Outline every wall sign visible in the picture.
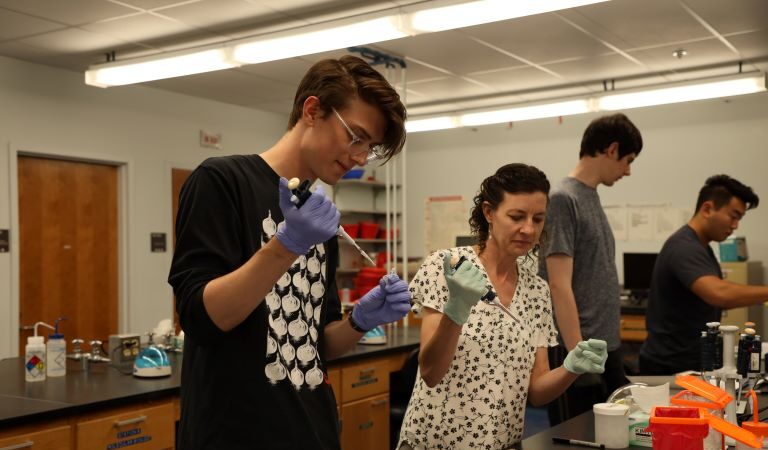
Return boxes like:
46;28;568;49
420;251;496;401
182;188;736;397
151;233;166;252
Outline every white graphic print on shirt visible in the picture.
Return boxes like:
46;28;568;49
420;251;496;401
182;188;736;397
262;210;327;389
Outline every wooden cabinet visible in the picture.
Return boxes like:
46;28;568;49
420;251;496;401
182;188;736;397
0;424;72;450
620;314;647;342
341;394;389;450
331;352;409;450
341;358;389;403
76;402;174;450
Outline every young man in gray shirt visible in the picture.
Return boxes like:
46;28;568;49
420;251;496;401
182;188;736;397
540;113;643;424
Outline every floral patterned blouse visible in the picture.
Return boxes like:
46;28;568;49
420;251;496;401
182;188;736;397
398;246;558;450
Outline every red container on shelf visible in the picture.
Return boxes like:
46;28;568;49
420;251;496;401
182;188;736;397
358;222;380;239
341;223;359;239
354;267;387;299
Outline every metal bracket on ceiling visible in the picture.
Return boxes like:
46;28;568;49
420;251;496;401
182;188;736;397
105;51;116;63
348;46;406;69
602;79;616;91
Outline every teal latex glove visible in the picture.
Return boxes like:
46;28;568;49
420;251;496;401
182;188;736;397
442;254;488;325
564;339;608;374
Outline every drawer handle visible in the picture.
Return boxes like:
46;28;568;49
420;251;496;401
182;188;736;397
371;399;388;407
114;415;148;427
0;442;34;450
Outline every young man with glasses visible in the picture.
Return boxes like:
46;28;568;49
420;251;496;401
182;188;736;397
169;55;410;450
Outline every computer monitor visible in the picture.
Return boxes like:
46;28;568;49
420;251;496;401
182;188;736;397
623;252;658;296
455;235;476;246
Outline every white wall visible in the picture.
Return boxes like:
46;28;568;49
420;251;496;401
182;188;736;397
0;55;286;358
405;93;768;283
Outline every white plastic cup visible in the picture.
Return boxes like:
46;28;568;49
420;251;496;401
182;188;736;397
594;403;630;448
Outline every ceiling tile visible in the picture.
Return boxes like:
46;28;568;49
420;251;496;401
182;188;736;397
237;58;313;87
469;65;564;91
0;0;138;26
116;0;200;10
542;53;647;84
0;8;67;41
81;12;196;44
726;29;768;59
683;0;768;35
459;12;612;64
156;0;275;30
628;38;740;72
399;77;495;103
0;40;97;71
375;31;519;76
559;0;712;50
18;27;131;54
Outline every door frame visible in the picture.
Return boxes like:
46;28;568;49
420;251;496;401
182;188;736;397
7;144;131;357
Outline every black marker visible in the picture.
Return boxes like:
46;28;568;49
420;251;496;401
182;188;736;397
552;437;605;449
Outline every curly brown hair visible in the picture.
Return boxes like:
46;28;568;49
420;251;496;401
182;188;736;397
469;163;550;255
287;55;406;161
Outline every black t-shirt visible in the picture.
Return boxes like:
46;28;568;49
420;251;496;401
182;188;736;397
168;154;343;450
640;225;722;371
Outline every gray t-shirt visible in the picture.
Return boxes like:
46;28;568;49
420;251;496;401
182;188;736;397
539;177;620;350
640;225;722;370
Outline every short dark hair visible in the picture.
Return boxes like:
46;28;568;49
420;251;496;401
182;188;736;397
287;55;406;161
695;174;759;212
469;163;550;253
580;113;643;159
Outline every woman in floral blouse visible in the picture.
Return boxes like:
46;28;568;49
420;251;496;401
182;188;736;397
398;163;608;450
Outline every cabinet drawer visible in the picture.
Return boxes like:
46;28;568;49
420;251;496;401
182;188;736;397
0;425;71;450
341;358;389;403
341;394;389;450
76;403;174;450
620;315;647;342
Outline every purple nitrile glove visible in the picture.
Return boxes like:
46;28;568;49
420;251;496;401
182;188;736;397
351;274;412;331
275;177;340;255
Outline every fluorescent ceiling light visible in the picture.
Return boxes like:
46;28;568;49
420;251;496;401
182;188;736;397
406;116;458;133
460;100;593;126
407;0;609;33
86;0;612;86
85;49;236;88
233;16;407;64
598;74;766;110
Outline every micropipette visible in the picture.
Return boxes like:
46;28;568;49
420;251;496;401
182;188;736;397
452;255;521;324
288;178;377;266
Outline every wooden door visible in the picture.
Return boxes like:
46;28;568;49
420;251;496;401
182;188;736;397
18;156;118;356
171;168;192;332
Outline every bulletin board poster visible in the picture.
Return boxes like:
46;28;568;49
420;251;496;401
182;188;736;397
425;196;469;254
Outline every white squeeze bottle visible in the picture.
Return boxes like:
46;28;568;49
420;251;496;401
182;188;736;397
46;318;66;377
25;336;46;382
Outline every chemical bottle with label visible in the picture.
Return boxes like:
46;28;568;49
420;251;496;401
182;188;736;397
46;318;67;377
25;336;46;382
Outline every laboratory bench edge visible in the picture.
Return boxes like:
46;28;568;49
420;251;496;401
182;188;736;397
0;326;421;450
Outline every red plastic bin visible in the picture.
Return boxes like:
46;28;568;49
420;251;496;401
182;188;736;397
358;222;380;239
354;267;387;299
647;406;709;450
341;223;359;239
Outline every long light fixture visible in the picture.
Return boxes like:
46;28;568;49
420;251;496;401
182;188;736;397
407;0;607;33
232;15;406;65
85;0;610;87
597;75;767;110
407;73;767;133
85;48;236;88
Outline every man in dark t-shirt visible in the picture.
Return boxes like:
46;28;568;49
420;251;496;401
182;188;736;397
641;174;767;375
169;56;411;450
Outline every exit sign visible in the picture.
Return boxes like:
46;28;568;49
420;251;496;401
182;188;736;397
200;130;222;150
